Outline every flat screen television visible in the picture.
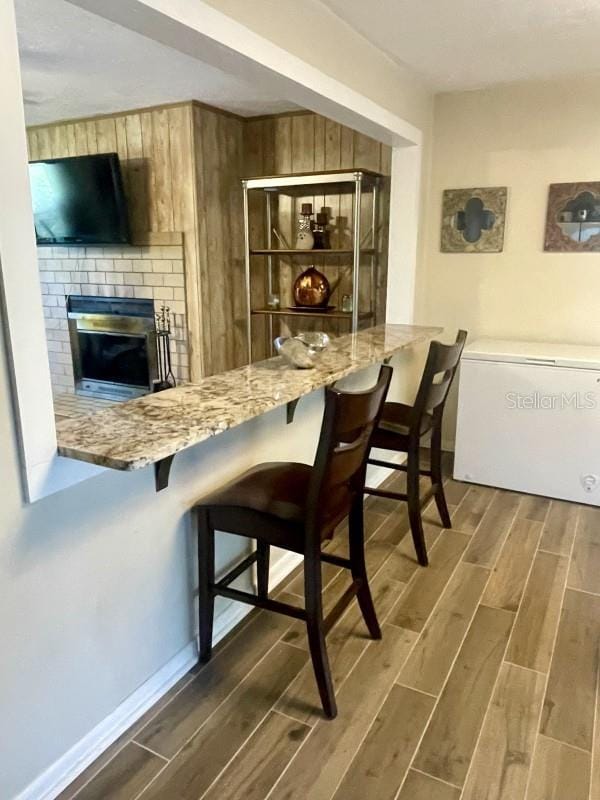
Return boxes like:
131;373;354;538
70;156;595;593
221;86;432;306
29;153;130;246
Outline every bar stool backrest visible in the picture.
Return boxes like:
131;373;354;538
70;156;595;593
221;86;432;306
411;330;468;431
307;365;392;539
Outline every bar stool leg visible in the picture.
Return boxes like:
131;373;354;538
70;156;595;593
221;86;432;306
430;422;452;529
197;509;215;663
407;441;429;567
304;550;337;719
349;497;381;639
256;541;270;598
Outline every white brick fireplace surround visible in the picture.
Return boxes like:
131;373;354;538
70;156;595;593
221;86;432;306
38;232;190;396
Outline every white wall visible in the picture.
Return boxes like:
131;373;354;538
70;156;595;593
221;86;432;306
417;76;600;444
202;0;432;132
0;5;433;799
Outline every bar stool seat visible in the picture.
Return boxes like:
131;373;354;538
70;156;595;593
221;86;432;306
372;402;433;446
202;461;309;520
193;365;392;719
198;461;352;553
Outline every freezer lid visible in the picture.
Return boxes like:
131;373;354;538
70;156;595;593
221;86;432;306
462;338;600;369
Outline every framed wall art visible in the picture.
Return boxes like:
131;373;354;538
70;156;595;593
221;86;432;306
441;186;507;253
544;181;600;252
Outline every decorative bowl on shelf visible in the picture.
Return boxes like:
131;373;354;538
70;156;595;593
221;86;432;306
295;332;331;352
274;332;331;369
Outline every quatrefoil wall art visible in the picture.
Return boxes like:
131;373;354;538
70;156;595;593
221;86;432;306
441;186;507;253
544;181;600;252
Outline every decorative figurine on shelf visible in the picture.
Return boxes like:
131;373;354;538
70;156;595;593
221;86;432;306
293;266;331;308
295;202;315;250
313;211;331;249
153;305;176;392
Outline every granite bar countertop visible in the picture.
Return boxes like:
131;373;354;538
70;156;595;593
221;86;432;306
56;324;442;471
53;391;119;422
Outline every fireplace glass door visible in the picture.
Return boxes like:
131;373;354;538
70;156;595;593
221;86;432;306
77;331;150;389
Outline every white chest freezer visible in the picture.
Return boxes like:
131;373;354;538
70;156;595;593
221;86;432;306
454;338;600;505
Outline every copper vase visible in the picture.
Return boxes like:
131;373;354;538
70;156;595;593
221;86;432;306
293;266;331;307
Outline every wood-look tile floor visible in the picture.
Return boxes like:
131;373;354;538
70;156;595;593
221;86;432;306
58;470;600;800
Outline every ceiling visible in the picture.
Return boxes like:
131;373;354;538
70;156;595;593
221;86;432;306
321;0;600;91
15;0;298;126
17;0;600;126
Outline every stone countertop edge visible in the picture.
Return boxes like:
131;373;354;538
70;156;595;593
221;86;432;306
55;324;443;472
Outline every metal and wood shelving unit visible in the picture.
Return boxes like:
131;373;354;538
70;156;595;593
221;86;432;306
242;169;383;362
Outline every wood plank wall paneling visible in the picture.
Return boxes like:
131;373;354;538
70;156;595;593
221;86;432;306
193;104;245;375
243;111;391;360
26;101;247;380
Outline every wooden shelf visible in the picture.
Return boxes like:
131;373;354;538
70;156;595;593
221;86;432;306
250;248;375;256
251;307;374;321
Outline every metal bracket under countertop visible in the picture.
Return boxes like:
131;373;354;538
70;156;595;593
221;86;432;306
286;386;332;425
154;454;175;491
286;398;300;424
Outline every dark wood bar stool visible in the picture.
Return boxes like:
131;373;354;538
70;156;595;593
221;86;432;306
365;330;467;567
193;365;392;719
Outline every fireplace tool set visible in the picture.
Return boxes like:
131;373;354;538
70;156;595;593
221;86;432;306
153;305;176;392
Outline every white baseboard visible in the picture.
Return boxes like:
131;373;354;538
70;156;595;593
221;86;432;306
366;450;406;487
15;641;198;800
15;466;389;800
270;550;304;589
